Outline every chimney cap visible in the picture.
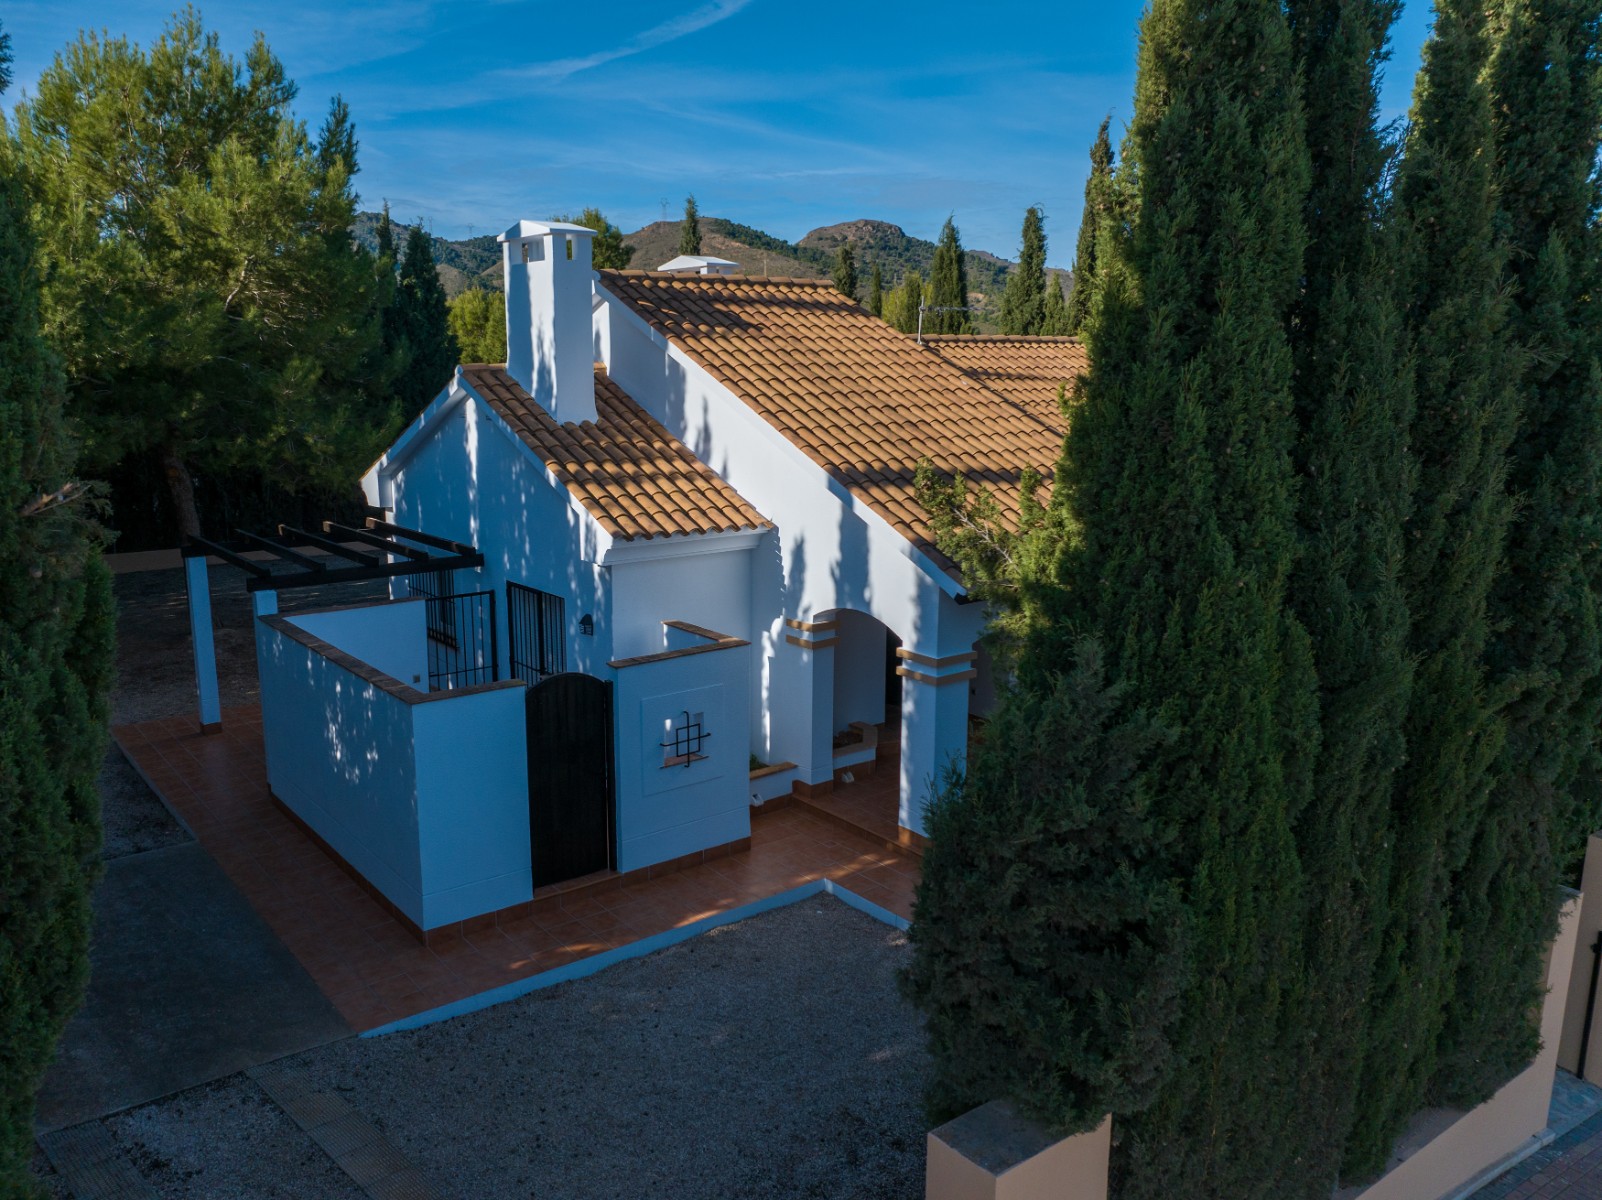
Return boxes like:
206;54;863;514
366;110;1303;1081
498;219;597;243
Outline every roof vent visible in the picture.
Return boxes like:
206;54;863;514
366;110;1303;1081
656;254;739;275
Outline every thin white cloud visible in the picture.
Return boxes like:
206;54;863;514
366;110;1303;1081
497;0;755;83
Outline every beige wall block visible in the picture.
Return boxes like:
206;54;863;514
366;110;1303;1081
1558;835;1602;1078
926;1102;1109;1200
1347;891;1580;1200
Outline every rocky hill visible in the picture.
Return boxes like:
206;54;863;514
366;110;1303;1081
353;211;1034;329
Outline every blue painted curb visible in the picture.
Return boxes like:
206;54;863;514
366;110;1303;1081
363;878;908;1037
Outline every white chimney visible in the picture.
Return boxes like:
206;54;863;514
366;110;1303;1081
498;219;598;424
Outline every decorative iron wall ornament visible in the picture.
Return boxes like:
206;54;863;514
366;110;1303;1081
661;709;711;767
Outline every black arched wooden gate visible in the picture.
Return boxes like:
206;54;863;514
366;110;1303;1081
526;672;616;888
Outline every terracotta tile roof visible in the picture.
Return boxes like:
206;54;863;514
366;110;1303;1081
460;363;770;542
597;272;1063;572
918;335;1087;430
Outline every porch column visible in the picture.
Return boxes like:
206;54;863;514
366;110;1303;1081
182;550;222;733
897;648;977;836
782;616;839;793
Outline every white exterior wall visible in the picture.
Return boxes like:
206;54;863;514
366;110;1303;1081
832;609;890;730
291;600;429;692
386;387;612;680
599;292;987;830
608;545;753;661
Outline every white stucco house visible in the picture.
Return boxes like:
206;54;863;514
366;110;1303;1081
238;217;1080;938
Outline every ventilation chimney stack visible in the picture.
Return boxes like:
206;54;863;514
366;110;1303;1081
499;219;598;424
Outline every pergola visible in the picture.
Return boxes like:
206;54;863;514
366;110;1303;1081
182;516;483;731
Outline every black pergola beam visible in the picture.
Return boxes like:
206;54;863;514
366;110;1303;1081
234;530;327;572
323;522;433;561
277;525;381;567
365;518;475;557
242;551;482;592
183;536;273;578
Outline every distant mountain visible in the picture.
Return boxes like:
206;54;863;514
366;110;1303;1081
353;211;1036;331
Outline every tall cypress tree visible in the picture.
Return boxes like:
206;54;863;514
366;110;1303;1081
927;217;972;334
1282;0;1413;1185
1040;271;1071;336
0;24;114;1188
679;194;702;255
832;242;858;299
1065;119;1114;335
1059;0;1317;1192
394;223;459;414
868;262;884;317
999;207;1047;334
1348;0;1518;1162
1430;0;1602;1108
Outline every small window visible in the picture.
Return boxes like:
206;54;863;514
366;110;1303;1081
661;710;711;768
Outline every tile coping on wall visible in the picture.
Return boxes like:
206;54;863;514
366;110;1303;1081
748;760;799;781
608;619;749;669
258;613;524;707
362;877;908;1038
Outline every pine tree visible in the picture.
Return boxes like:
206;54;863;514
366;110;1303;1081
1064;119;1114;335
0;23;114;1189
1348;0;1519;1162
394;223;460;414
868;262;884;317
1281;0;1413;1184
883;270;923;335
1058;0;1318;1191
1040;272;1071;336
446;287;507;364
679;194;702;255
832;242;858;299
927;217;972;334
16;12;385;539
1428;0;1602;1110
999;207;1047;334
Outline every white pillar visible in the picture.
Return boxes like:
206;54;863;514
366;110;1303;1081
183;552;222;732
780;617;838;792
898;649;976;835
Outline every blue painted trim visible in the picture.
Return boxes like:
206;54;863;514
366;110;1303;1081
361;879;907;1037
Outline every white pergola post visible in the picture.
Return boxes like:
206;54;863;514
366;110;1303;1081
780;616;839;793
183;551;223;733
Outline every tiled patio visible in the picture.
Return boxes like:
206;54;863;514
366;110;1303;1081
114;706;920;1033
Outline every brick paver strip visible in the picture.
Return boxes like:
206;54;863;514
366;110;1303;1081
37;1121;158;1200
249;1062;443;1199
1476;1108;1602;1198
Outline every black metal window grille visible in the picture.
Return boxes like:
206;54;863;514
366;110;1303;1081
414;587;497;691
661;710;710;768
407;570;459;648
508;582;567;681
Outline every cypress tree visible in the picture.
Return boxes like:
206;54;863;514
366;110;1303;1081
1058;0;1318;1191
927;217;972;334
999;207;1047;334
868;262;884;317
0;24;114;1188
1040;272;1071;337
394;223;460;414
832;242;858;299
1282;0;1414;1184
883;270;923;335
376;202;396;263
1349;0;1518;1161
679;194;702;255
1064;118;1114;335
1429;0;1602;1108
903;639;1183;1134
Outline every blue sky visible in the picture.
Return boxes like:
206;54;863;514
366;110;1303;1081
5;1;1434;264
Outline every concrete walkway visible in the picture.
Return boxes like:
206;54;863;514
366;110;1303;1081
1476;1107;1602;1198
35;841;350;1133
